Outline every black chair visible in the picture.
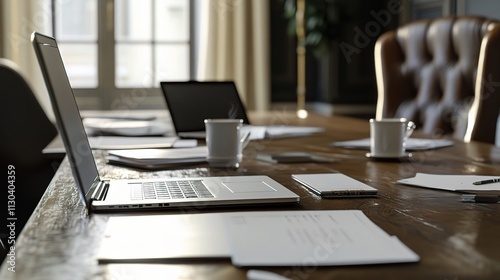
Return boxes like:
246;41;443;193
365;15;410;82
0;59;60;261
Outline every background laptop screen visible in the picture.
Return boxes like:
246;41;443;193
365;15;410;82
160;81;250;133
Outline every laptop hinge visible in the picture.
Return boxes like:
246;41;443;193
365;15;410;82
90;181;109;201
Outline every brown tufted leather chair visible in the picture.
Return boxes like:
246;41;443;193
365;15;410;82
374;16;500;144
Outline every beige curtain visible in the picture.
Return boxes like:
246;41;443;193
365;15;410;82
196;0;270;111
2;0;53;120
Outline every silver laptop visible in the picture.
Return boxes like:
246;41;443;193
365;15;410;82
32;32;299;212
160;81;251;139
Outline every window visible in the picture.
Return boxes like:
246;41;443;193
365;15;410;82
115;0;190;87
51;0;192;109
54;0;98;88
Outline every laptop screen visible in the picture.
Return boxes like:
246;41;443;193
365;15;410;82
160;81;250;133
32;32;100;206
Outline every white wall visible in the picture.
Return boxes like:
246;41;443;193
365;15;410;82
459;0;500;20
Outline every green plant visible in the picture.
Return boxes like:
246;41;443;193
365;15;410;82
283;0;341;56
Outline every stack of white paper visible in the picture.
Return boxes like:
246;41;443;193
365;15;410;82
107;146;208;169
97;210;419;266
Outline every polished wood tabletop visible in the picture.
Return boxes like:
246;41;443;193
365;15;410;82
1;111;499;280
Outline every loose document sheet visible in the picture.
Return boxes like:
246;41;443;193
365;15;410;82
98;213;231;262
331;138;454;151
397;173;500;192
225;210;419;266
97;210;419;266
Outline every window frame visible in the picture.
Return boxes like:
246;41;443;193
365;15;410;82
51;0;195;110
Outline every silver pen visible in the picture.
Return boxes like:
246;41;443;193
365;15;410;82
472;178;500;185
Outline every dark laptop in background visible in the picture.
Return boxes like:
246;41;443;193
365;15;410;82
160;81;250;138
31;32;300;212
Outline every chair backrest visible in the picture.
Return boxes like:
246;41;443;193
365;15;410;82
375;16;500;144
0;58;59;260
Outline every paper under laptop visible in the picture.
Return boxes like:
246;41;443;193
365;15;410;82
32;32;299;212
83;118;171;136
42;135;192;155
97;210;419;266
242;125;325;140
178;125;325;140
89;136;183;149
79;110;158;121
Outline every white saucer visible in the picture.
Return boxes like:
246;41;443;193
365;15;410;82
365;152;412;161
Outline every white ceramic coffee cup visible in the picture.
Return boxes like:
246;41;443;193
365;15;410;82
204;119;247;168
369;118;416;158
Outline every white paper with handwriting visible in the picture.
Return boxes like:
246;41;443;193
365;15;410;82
224;210;419;266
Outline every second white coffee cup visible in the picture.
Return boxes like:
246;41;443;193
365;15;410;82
369;118;416;158
204;119;244;168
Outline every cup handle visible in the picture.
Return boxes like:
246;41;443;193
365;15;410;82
405;121;416;140
240;131;251;150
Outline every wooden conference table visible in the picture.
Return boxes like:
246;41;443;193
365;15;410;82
1;111;499;279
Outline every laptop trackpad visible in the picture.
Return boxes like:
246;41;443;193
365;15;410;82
223;181;276;193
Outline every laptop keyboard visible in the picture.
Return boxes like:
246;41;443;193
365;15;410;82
131;180;214;200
